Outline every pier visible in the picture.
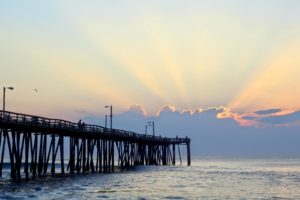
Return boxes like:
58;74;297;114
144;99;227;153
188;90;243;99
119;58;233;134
0;110;191;182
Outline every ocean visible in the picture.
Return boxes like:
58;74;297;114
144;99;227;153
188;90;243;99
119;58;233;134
0;157;300;199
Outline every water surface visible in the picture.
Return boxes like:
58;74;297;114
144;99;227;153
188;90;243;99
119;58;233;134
1;157;300;199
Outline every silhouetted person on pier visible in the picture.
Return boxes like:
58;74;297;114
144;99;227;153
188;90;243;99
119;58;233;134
78;119;82;129
82;121;86;131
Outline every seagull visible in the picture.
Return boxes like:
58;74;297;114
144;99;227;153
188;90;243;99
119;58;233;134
34;89;38;93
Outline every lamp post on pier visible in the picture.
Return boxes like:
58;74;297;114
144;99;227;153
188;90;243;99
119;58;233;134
148;121;155;137
105;105;113;130
145;124;148;135
3;86;14;113
105;115;108;128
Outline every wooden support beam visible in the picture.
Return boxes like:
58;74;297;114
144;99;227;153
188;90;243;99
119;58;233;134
0;130;7;176
107;140;111;172
76;138;81;173
172;144;176;165
51;134;55;176
42;134;47;174
187;142;191;166
86;139;90;172
31;133;38;180
98;139;102;173
7;130;15;180
102;139;106;173
24;132;29;180
38;134;44;177
60;136;64;175
69;137;75;174
178;144;182;165
111;140;115;172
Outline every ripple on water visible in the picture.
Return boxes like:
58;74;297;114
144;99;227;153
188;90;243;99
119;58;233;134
96;195;109;199
0;195;24;200
33;187;42;191
95;189;118;193
137;197;147;200
161;197;187;200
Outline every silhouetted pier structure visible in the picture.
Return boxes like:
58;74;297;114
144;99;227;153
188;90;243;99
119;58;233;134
0;110;191;182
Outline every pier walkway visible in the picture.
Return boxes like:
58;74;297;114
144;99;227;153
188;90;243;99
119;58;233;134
0;110;191;182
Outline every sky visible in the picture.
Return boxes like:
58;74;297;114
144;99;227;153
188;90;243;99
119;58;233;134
1;1;300;156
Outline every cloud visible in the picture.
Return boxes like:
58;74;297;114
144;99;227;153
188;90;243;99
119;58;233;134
126;104;147;116
216;107;259;127
254;108;282;115
81;105;300;156
260;111;300;126
156;105;178;116
215;107;300;128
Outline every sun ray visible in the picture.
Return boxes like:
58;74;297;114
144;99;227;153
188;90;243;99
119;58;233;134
137;11;188;102
229;38;300;112
80;20;170;102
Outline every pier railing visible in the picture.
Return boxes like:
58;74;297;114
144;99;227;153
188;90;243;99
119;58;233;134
0;110;190;144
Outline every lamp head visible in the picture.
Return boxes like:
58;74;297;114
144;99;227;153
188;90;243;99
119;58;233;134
6;87;14;90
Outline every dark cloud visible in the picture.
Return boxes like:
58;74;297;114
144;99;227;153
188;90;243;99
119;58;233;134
242;116;257;120
82;106;300;156
261;111;300;125
254;108;282;115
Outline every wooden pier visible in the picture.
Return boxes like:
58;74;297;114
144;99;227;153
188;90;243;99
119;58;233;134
0;110;191;182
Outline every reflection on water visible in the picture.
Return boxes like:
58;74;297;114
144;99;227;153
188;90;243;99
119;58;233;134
1;158;300;199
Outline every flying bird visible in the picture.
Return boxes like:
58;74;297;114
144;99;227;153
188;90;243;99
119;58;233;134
34;89;38;93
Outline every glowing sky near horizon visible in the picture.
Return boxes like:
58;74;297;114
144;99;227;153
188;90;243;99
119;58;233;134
1;0;300;119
